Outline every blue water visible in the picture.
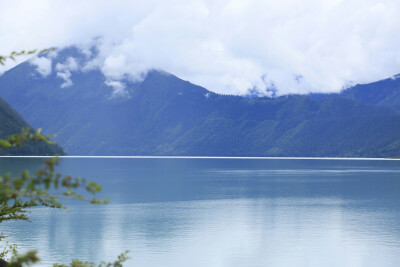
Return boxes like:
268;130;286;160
1;158;400;266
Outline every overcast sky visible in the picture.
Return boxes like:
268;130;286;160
1;0;400;95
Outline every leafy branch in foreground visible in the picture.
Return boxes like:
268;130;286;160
0;130;128;265
0;48;55;65
7;250;40;267
52;250;130;267
0;233;17;261
5;250;130;267
0;128;54;151
0;156;109;223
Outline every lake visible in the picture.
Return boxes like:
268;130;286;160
1;157;400;266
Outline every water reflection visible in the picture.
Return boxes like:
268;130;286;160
1;158;400;266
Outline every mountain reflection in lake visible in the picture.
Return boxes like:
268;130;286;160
1;158;400;267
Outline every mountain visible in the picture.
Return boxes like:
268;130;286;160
0;47;399;157
0;97;64;155
311;75;400;110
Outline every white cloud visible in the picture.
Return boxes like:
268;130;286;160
29;56;52;77
56;57;78;72
55;57;79;88
105;80;129;98
2;0;400;95
57;70;72;88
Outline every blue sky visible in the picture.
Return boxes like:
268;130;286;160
1;0;400;95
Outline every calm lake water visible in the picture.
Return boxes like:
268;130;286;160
1;157;400;266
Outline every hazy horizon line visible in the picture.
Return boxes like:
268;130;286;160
1;156;399;161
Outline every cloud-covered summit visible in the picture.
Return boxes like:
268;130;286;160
2;0;400;96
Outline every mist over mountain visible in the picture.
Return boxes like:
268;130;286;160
311;75;400;111
0;47;400;157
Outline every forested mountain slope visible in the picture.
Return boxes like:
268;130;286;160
0;47;399;157
0;97;64;155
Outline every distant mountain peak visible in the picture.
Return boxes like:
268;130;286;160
391;73;400;80
1;46;400;157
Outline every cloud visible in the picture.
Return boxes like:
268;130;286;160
55;57;79;88
56;57;78;72
105;80;129;98
2;0;400;95
56;70;73;88
29;56;52;77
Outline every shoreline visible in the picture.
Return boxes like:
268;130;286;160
1;156;400;160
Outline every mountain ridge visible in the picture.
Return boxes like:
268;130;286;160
0;47;399;157
0;97;65;156
310;75;400;110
